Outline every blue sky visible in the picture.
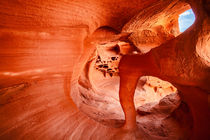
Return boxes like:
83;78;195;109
178;9;195;32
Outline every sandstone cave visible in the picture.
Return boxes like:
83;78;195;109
0;0;209;140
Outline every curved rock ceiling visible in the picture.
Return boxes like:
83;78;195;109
0;0;209;140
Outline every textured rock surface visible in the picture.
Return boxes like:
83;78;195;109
0;0;209;140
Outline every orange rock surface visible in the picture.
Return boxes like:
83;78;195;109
0;0;209;140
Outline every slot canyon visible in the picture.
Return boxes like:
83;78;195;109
0;0;209;140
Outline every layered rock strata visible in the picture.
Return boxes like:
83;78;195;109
0;0;209;140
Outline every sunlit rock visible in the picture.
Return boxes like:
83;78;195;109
0;0;209;140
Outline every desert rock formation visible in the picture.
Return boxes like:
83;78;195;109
0;0;209;140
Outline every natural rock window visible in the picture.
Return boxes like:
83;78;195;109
71;26;181;134
0;0;209;140
178;9;195;32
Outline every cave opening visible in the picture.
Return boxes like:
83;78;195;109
178;9;195;32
